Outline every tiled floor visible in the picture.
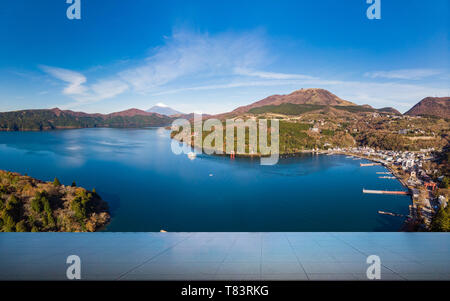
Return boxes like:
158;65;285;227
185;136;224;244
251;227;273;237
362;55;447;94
0;232;448;280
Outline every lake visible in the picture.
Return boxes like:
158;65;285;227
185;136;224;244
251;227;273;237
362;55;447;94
0;128;411;231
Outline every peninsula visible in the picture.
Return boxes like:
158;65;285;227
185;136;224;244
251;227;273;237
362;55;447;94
0;170;110;232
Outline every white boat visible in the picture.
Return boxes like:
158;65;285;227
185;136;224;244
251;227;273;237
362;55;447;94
187;152;196;160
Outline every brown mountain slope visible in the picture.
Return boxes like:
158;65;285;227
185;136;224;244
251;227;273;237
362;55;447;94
107;108;165;118
378;107;402;115
231;88;355;115
405;97;450;119
48;107;165;118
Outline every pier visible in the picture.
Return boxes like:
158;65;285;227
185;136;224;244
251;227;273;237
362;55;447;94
378;211;410;218
360;163;381;167
363;188;410;195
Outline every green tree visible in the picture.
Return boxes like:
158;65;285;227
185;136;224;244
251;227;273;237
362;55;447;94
53;177;61;186
46;213;55;228
71;198;86;220
31;197;42;213
441;176;449;189
15;220;28;232
1;211;15;231
42;197;51;214
430;206;450;232
5;195;20;220
6;195;18;211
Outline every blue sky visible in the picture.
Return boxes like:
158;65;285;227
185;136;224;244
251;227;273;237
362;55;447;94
0;0;448;114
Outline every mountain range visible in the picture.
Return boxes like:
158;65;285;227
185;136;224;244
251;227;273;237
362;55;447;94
0;88;448;131
214;88;402;119
0;108;172;131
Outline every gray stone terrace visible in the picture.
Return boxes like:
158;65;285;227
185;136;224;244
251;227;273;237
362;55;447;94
0;232;449;280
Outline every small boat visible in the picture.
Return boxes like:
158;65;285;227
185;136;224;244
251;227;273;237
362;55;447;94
160;229;167;233
187;152;196;160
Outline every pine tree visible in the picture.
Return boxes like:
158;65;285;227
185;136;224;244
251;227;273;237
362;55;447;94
53;177;61;186
430;206;450;232
15;220;28;232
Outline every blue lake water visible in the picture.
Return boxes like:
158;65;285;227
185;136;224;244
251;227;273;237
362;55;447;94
0;128;411;231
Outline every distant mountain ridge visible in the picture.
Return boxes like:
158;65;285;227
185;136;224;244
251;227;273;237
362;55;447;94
1;89;447;131
378;107;402;115
147;104;184;116
405;97;450;119
0;108;173;131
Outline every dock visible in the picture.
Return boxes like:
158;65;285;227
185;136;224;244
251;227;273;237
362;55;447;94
376;172;392;175
378;211;410;218
360;163;381;167
363;188;410;195
378;176;396;179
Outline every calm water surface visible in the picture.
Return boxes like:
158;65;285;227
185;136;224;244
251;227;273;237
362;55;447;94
0;128;411;231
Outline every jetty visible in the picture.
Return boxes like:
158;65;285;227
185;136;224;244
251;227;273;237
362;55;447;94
378;211;409;218
378;176;396;179
360;163;381;167
376;172;392;175
363;188;410;195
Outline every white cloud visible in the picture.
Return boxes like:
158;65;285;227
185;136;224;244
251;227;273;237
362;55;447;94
42;29;268;108
155;102;168;107
41;65;129;108
119;29;267;92
77;79;129;103
151;77;448;113
364;68;443;80
38;29;448;113
234;67;316;80
40;65;87;95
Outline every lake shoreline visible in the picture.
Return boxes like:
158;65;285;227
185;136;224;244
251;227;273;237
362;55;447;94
0;128;414;232
181;142;416;231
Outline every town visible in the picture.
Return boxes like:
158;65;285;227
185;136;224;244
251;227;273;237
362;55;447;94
327;146;449;230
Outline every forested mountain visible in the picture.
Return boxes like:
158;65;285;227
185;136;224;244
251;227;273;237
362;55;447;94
0;108;173;131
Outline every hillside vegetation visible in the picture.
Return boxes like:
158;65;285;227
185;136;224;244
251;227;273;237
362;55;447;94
0;170;110;232
0;108;173;131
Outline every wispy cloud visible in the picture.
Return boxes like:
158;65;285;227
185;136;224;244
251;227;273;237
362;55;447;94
234;67;316;80
364;68;443;80
40;65;129;108
40;65;87;95
75;79;129;103
41;29;267;108
39;29;448;113
151;77;448;113
119;29;267;93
